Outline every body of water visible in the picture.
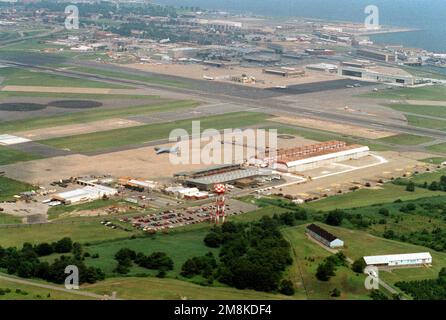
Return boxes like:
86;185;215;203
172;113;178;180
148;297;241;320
156;0;446;53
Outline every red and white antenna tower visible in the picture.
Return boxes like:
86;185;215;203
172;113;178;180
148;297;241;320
212;184;226;224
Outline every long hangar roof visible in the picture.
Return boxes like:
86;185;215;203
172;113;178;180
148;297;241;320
363;252;432;265
306;224;338;242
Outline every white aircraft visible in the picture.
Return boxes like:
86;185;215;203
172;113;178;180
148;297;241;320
154;146;179;155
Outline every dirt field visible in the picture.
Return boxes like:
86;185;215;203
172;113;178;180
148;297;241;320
124;63;341;89
271;115;397;139
15;118;145;140
0;131;316;186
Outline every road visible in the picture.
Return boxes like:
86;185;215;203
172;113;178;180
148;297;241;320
0;273;119;300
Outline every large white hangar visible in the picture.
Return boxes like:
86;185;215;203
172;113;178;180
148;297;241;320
263;140;370;172
363;252;432;268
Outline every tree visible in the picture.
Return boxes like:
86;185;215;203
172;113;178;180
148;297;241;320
352;258;366;273
279;279;295;296
53;237;73;253
330;288;341;297
406;181;415;192
378;208;389;216
34;243;53;256
203;232;221;248
316;260;336;281
325;210;344;226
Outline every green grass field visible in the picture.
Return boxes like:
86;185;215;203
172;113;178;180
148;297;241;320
0;67;130;89
0;176;35;202
0;213;21;225
0;99;199;134
84;229;218;277
427;142;446;154
420;157;446;165
0;146;41;165
0;219;137;248
377;133;434;146
282;225;370;300
385;103;446;119
41;112;270;153
359;85;446;101
82;276;293;300
406;114;446;131
304;184;444;211
71;66;193;89
409;168;446;184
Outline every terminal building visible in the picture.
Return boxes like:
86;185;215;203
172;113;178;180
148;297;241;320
260;141;370;173
363;252;432;268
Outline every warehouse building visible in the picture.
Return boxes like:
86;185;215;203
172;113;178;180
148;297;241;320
266;141;369;172
339;65;415;86
306;224;344;248
52;185;118;205
363;252;432;268
356;48;396;62
184;167;273;191
263;68;305;77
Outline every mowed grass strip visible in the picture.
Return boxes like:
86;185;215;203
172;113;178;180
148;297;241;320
0;99;199;133
0;145;42;165
406;114;446;130
377;133;434;146
359;85;446;101
72;66;193;89
0;220;135;248
304;184;445;211
0;67;130;89
0;176;35;202
83;276;292;300
40;112;270;153
385;103;446;119
427;142;446;154
0;91;158;100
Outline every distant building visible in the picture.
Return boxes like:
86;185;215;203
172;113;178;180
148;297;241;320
356;48;396;62
339;65;415;86
264;141;370;172
306;224;344;248
363;252;432;268
52;185;118;205
305;63;338;73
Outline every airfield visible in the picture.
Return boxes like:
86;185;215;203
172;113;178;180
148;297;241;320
1;53;446;301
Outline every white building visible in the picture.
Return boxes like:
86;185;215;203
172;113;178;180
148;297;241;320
52;185;118;204
339;65;415;86
274;145;370;172
363;252;432;267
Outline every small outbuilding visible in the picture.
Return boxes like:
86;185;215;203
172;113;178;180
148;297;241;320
306;224;344;248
